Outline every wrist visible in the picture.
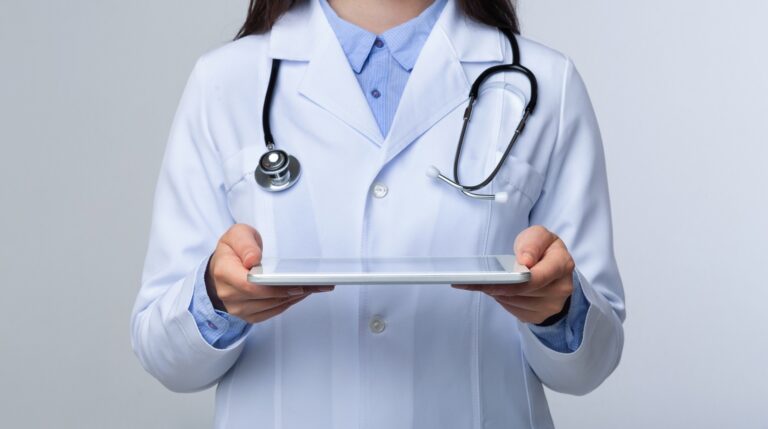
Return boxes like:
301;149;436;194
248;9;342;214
204;254;227;312
534;295;571;327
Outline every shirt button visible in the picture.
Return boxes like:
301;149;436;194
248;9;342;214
372;183;388;198
371;89;381;98
374;38;384;48
369;317;386;334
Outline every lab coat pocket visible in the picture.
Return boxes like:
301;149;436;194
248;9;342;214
485;154;545;253
494;154;545;206
221;145;262;223
221;145;321;258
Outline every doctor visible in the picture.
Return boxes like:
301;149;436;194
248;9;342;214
132;0;625;427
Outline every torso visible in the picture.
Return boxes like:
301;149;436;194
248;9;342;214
196;1;571;426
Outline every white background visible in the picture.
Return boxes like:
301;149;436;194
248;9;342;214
1;1;766;427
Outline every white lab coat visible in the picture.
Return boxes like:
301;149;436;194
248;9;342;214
131;0;625;427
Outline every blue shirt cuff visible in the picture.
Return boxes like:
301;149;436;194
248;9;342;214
527;270;590;353
188;256;249;349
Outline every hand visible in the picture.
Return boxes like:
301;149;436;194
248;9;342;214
452;226;575;324
205;224;334;324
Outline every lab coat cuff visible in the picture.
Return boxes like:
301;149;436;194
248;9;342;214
527;270;590;353
517;268;624;394
176;257;253;357
189;256;250;348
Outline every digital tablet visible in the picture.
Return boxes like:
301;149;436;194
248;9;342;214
247;255;530;286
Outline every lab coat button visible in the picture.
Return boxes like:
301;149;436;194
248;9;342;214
369;317;386;334
372;183;388;198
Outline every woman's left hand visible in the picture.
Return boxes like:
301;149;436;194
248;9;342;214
452;226;575;324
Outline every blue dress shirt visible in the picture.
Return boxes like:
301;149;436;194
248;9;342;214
189;0;590;352
319;0;447;136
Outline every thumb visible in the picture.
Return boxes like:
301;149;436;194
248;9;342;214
222;224;264;268
514;225;556;268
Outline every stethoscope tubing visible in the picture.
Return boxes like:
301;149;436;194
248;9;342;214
451;30;538;193
262;58;281;150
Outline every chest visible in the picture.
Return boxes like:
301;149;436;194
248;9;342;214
210;60;554;259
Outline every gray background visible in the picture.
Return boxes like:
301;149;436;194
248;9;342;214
1;0;766;427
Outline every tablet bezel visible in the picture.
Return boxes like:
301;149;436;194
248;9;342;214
246;255;531;285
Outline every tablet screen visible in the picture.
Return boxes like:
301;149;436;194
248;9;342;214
266;256;505;274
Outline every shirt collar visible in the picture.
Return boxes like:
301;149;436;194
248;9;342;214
319;0;448;73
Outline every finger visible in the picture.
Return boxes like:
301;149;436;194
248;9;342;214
494;295;566;316
301;285;336;293
214;251;337;299
495;240;574;295
496;301;550;324
452;284;474;289
221;224;264;268
243;284;335;293
227;293;309;317
243;294;310;324
514;225;558;268
210;247;254;293
494;295;545;311
454;276;566;297
452;283;526;297
240;283;309;299
211;243;318;298
512;275;573;298
249;284;335;297
527;242;574;291
453;270;567;296
239;281;335;299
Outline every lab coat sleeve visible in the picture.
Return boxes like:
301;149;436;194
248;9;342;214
517;58;626;396
130;57;250;393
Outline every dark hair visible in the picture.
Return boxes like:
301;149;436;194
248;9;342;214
235;0;519;39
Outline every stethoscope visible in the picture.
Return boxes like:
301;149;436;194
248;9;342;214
255;28;538;203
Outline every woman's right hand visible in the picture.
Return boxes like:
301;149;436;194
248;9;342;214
205;224;334;324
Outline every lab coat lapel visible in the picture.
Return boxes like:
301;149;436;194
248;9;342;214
381;0;504;165
296;13;384;145
269;0;504;154
382;26;468;165
270;0;384;146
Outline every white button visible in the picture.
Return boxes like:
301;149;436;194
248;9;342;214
372;183;388;198
369;317;386;334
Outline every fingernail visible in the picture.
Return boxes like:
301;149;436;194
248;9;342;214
287;287;304;296
317;286;335;292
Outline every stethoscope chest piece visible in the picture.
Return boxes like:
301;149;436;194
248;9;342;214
255;149;302;192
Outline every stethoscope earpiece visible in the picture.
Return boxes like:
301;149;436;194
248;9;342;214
427;166;509;203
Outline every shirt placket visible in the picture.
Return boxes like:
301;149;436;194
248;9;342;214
365;38;390;136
